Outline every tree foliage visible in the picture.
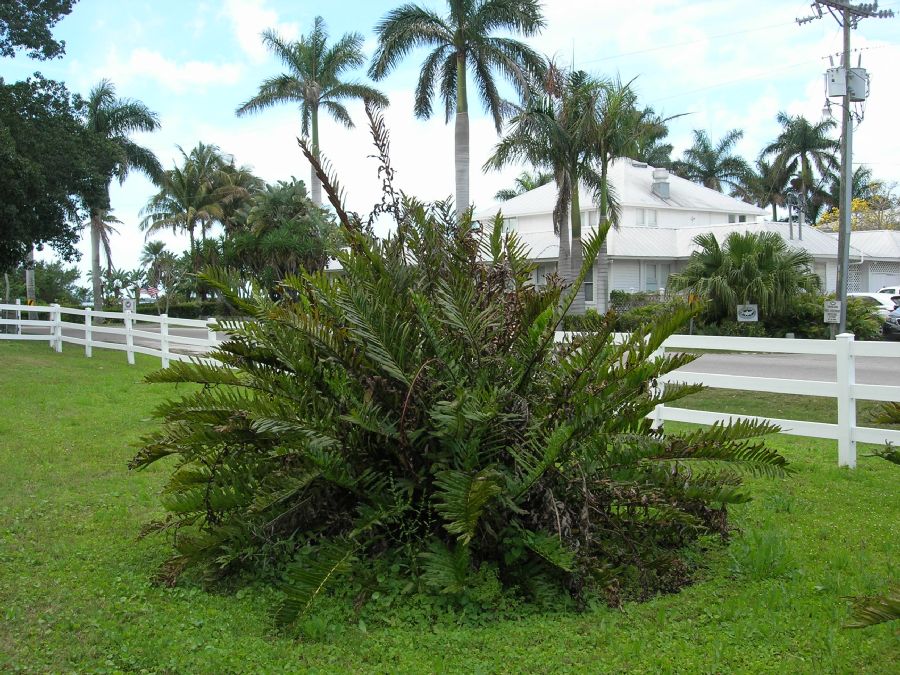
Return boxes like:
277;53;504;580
223;178;337;294
0;75;106;270
673;129;748;193
0;0;76;60
134;194;787;623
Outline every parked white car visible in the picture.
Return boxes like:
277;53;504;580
876;285;900;297
848;292;899;319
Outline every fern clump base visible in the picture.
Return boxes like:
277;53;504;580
133;205;788;624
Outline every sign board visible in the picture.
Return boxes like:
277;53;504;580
824;300;841;324
122;297;136;313
736;304;758;323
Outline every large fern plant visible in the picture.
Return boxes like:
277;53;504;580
133;196;787;623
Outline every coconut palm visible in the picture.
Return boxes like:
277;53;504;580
83;79;161;310
669;230;821;321
762;112;839;219
673;129;748;193
731;158;795;221
236;17;387;207
370;0;546;219
140;144;233;267
494;170;553;201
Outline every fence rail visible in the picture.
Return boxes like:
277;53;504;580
2;302;897;469
0;302;218;368
555;330;900;469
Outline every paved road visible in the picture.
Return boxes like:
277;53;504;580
677;352;895;386
12;325;899;385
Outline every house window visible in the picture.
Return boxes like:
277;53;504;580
584;264;594;302
636;208;657;227
502;217;518;233
644;263;671;292
727;214;747;224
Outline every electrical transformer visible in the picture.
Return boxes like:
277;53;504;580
825;67;868;102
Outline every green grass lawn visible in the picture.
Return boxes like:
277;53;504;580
1;341;897;673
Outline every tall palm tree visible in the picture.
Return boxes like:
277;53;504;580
731;158;795;221
494;170;553;201
763;112;839;219
370;0;545;219
669;230;820;321
236;17;387;207
673;129;748;193
84;79;162;310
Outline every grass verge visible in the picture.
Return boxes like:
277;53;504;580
1;341;897;673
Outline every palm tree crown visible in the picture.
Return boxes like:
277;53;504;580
370;0;546;218
731;157;795;221
84;79;162;310
494;170;553;201
674;129;748;193
762;112;838;216
236;17;388;207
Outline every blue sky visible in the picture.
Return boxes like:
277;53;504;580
6;0;899;277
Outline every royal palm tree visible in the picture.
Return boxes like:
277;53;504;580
670;230;820;321
84;79;162;310
731;158;795;221
236;17;387;207
370;0;545;219
494;170;553;201
673;129;748;193
763;112;839;219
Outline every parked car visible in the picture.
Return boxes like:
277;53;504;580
877;285;900;296
883;306;900;340
848;292;899;319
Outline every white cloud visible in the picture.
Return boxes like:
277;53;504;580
221;0;300;63
96;48;244;93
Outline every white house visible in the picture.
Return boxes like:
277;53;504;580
475;158;870;311
843;230;900;292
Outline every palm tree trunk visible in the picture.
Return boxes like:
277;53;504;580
454;53;470;220
90;210;103;311
772;203;777;221
310;104;322;207
569;179;586;316
3;271;9;304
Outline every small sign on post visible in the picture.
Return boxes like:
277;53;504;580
122;297;136;313
824;300;841;324
736;304;758;322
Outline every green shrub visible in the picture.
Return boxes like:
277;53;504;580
763;294;882;341
133;205;787;624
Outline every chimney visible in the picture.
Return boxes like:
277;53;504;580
651;168;670;200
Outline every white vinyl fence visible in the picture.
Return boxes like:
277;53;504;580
1;302;897;469
0;301;218;368
556;331;900;469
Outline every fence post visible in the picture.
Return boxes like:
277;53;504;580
160;313;170;368
51;303;62;352
206;317;217;352
14;299;22;335
835;332;856;469
84;308;92;357
125;309;135;365
650;342;666;431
